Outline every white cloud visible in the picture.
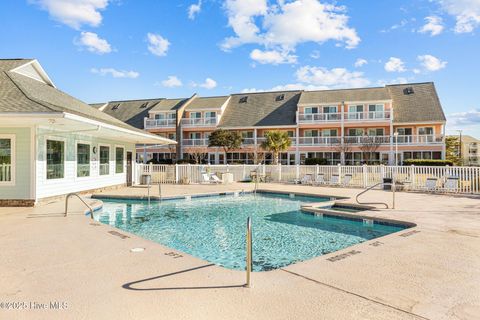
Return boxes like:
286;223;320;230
418;54;447;71
384;57;406;72
188;0;202;20
250;49;297;65
447;108;480;127
76;31;111;54
193;78;217;89
33;0;109;29
222;0;359;64
160;76;183;88
296;66;370;88
90;68;139;79
354;58;368;68
147;33;170;57
419;16;444;36
434;0;480;33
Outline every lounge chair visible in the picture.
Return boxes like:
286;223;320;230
443;176;459;192
424;177;438;192
314;173;326;186
328;174;340;186
342;174;353;187
293;174;313;185
201;173;221;184
211;173;222;184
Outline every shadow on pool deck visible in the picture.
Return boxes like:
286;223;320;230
122;263;245;291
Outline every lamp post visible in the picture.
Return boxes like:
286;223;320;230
393;132;399;166
456;129;463;165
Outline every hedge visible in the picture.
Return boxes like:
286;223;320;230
305;158;328;165
402;159;454;166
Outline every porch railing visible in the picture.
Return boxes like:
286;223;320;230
0;163;11;182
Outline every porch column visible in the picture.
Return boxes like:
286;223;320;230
254;128;258;164
295;127;300;164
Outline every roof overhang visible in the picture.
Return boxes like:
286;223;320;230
0;112;176;145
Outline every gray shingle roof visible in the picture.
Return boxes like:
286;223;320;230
0;60;166;138
298;87;390;105
90;102;106;109
0;59;34;71
387;82;446;123
100;99;163;129
185;96;229;110
219;91;301;127
149;98;188;112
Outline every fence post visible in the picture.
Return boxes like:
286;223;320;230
243;164;246;180
175;163;179;184
262;163;266;176
337;163;342;184
410;165;415;189
296;164;300;180
149;162;153;183
315;164;319;179
362;164;368;188
278;163;282;182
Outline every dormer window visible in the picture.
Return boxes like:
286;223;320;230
239;96;248;103
275;94;285;101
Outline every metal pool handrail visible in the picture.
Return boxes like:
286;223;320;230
355;182;395;209
245;217;252;288
65;193;94;219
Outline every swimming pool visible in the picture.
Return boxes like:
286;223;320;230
95;192;407;271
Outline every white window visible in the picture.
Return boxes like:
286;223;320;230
0;135;14;184
99;146;110;176
189;132;201;139
368;104;385;119
205;111;216;119
322;129;337;137
154;113;165;120
348;105;364;119
348;128;364;136
76;143;90;177
323;106;337;113
115;147;124;174
190;112;202;119
304;130;319;137
304;107;318;114
418;127;433;135
46;139;65;180
396;128;412;136
167;113;176;119
368;128;384;136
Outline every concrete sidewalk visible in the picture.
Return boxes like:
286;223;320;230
1;184;479;320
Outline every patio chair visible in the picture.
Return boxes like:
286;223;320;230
211;173;222;184
424;177;438;192
293;174;313;185
314;173;326;186
443;176;459;193
328;174;340;186
342;174;353;187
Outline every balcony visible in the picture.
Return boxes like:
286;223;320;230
181;117;217;127
242;138;256;145
256;137;297;146
145;118;176;129
344;136;391;145
297;111;391;124
394;135;444;145
298;136;341;146
183;138;209;147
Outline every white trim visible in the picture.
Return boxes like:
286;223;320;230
298;100;392;107
98;144;112;176
44;136;66;182
0;134;16;186
10;59;56;87
114;145;125;175
74;140;92;180
31;126;36;201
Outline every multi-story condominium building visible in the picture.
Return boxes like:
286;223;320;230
449;135;480;166
94;82;446;165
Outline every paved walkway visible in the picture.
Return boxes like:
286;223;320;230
1;183;479;320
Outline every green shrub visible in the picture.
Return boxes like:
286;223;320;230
146;159;173;165
305;158;328;165
402;159;454;166
176;159;196;164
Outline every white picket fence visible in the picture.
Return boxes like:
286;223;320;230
135;163;480;194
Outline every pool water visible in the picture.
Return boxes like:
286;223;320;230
95;193;406;271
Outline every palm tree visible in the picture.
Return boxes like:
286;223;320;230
260;131;292;165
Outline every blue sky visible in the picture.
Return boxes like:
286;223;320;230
0;0;479;137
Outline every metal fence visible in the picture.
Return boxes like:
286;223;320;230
135;163;480;194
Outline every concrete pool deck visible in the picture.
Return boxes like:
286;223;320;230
1;183;479;320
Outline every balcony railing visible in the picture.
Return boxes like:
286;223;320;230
256;137;297;146
394;135;444;145
345;111;391;121
145;118;176;129
298;113;341;123
298;136;341;146
242;138;255;145
183;138;209;146
344;136;391;145
181;117;217;127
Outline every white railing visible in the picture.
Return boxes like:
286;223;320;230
298;113;341;123
0;163;11;182
183;139;209;146
256;137;296;146
242;138;255;145
394;135;444;145
181;117;217;127
345;111;391;121
298;136;341;146
144;118;176;129
344;136;391;145
135;163;480;194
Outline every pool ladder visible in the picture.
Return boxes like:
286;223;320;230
65;193;94;219
355;182;395;209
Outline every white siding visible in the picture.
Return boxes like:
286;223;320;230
35;129;135;199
